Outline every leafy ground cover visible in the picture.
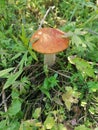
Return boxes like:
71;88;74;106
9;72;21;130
0;0;98;130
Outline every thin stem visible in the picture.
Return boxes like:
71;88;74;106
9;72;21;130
2;89;7;112
38;6;55;29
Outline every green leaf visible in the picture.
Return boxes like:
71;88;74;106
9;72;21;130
75;125;91;130
4;70;23;89
40;75;58;99
62;93;72;111
40;88;51;99
7;121;20;130
58;124;67;130
0;68;14;78
19;120;42;130
32;107;41;119
20;24;29;47
89;106;95;115
11;89;20;99
87;81;98;92
68;56;96;79
12;35;26;52
0;0;5;7
28;49;38;61
44;116;55;129
72;34;86;48
62;87;80;110
8;99;22;116
19;51;28;70
0;120;7;130
12;53;22;60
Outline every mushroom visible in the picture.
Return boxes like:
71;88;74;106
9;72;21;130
31;28;69;66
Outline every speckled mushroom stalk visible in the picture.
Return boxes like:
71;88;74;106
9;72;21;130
31;28;69;67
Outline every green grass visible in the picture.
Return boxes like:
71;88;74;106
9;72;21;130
0;0;98;130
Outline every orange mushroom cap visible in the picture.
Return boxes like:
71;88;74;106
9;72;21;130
31;28;69;54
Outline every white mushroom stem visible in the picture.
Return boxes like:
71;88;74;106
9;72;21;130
44;54;56;66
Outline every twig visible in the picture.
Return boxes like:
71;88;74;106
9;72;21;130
77;116;85;123
2;88;7;112
85;29;98;35
13;63;20;73
0;94;11;108
38;6;55;29
49;67;71;79
88;61;98;66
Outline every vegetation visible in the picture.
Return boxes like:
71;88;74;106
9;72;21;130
0;0;98;130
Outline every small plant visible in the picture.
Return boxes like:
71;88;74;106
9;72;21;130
62;86;80;111
40;74;59;99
